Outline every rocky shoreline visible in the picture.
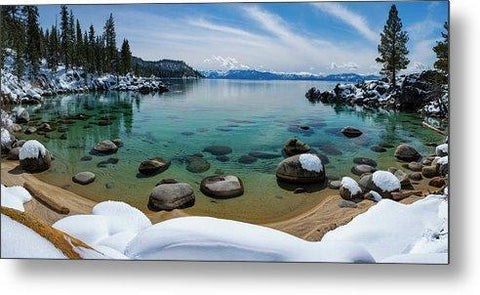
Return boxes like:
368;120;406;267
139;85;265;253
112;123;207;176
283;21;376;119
305;70;448;119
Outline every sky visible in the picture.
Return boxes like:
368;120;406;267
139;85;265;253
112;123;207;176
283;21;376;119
37;1;448;75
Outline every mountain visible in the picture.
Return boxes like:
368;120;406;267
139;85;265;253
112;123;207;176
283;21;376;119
201;69;380;82
132;56;204;78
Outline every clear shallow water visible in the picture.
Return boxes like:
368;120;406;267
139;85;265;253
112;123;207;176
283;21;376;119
21;79;443;223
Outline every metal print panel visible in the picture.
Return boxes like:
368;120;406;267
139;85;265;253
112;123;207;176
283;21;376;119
0;1;449;263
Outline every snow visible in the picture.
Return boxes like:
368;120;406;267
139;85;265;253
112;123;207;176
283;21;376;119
322;195;447;262
436;143;448;156
124;216;373;262
368;190;383;202
1;184;32;212
53;201;152;254
19;140;47;160
372;171;401;192
1;128;12;148
381;253;448;264
299;153;323;172
1;214;66;259
341;177;362;195
437;156;448;165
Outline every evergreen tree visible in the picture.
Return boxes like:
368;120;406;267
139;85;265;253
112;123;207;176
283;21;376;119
60;5;70;67
433;21;449;75
119;39;132;75
68;10;75;67
376;4;409;88
23;6;42;76
87;25;96;73
75;19;83;67
47;25;59;70
103;13;117;73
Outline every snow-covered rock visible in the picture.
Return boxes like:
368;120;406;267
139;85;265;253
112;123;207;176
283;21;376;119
372;171;401;193
339;177;363;201
19;140;52;172
436;143;448;157
299;153;323;172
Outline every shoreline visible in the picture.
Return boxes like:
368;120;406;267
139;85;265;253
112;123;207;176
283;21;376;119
1;159;429;241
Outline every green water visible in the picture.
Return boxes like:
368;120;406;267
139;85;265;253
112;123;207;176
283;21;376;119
20;79;443;223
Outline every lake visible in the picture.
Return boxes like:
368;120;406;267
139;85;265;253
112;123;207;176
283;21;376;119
22;79;444;223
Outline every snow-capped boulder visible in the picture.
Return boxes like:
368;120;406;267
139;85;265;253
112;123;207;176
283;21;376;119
19;140;52;172
13;107;29;123
283;138;310;156
436;156;448;177
276;153;325;184
339;177;363;201
359;171;400;198
1;127;15;153
436;143;448;157
148;183;195;211
200;175;244;199
394;144;421;162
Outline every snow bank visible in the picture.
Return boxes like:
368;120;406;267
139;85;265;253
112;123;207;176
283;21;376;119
372;171;400;192
341;177;362;195
322;194;448;263
437;155;448;165
125;216;373;262
1;184;32;211
1;214;66;259
19;140;47;160
299;153;323;172
53;201;152;254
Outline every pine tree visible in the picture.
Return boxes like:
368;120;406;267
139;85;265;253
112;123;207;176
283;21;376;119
376;4;409;88
23;6;42;76
433;21;449;75
119;39;132;75
47;25;60;71
87;25;96;73
60;5;70;67
103;13;117;73
68;10;75;67
75;19;83;67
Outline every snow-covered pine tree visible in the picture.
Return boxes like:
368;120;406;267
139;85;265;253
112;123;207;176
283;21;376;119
376;4;409;88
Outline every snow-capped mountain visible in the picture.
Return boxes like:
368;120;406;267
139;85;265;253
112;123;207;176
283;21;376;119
201;69;380;82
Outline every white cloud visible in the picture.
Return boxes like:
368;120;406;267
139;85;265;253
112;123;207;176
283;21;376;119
330;62;359;71
313;3;379;43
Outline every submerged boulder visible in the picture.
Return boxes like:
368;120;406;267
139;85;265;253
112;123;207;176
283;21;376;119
138;158;171;175
93;140;118;154
276;153;325;184
283;138;310;156
186;155;210;173
72;171;96;185
148;183;195;211
19;140;52;172
203;145;232;156
341;126;363;138
200;175;244;199
394;144;421;162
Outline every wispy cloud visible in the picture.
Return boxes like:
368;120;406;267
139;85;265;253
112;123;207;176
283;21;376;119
313;3;379;43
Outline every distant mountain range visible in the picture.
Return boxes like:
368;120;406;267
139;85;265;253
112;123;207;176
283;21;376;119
201;69;380;82
132;56;204;78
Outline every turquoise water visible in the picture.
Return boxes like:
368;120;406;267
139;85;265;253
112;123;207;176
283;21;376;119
21;79;443;223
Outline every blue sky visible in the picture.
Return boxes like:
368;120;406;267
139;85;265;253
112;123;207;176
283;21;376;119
37;1;448;74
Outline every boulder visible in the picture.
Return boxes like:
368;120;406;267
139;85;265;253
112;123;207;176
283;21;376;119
370;145;387;153
436;156;448;177
328;180;342;190
93;140;118;154
353;157;377;167
15;108;30;123
394;144;421;162
364;190;382;202
341;126;362;138
138;158;171;175
238;155;257;164
409;172;423;181
200;175;244;199
148;183;195;211
283;138;310;156
72;172;96;185
276;154;325;184
7;147;21;160
112;138;123;148
394;169;414;190
186;156;210;173
359;171;400;198
338;199;358;208
38;122;53;132
429;177;446;188
422;165;439;178
203;145;232;156
19;140;52;172
407;161;423;172
435;143;448;157
352;164;376;176
24;126;37;134
339;177;363;201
